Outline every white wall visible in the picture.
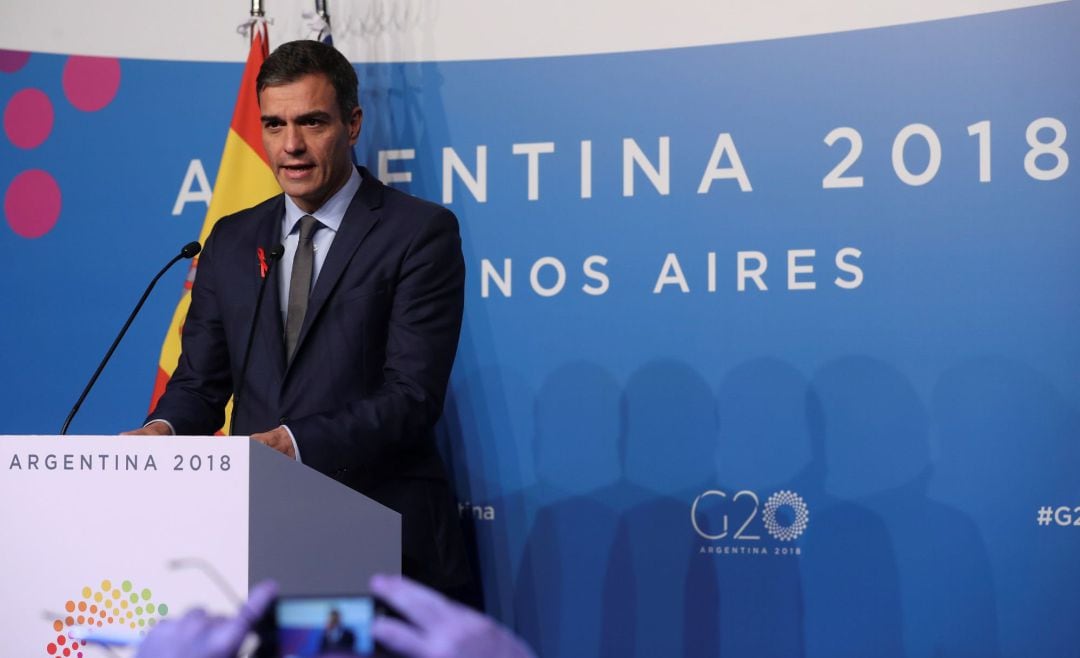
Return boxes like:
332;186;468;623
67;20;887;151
0;0;1064;62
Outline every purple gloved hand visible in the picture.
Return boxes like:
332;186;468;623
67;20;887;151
135;580;277;658
369;574;536;658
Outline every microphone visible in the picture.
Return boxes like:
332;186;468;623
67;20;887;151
61;241;201;435
231;244;284;436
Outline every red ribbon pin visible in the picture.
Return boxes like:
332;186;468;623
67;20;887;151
257;247;268;279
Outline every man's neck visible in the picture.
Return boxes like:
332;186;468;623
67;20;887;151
284;167;361;221
292;172;350;214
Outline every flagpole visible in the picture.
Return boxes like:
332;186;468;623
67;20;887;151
251;0;264;17
311;0;332;44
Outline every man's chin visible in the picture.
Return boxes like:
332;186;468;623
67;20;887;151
277;181;317;205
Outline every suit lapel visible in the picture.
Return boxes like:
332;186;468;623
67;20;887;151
286;167;383;375
253;198;287;378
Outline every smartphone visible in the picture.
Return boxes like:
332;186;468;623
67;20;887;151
255;593;376;657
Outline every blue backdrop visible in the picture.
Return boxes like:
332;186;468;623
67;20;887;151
3;3;1079;656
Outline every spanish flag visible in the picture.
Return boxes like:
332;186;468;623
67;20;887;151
149;21;281;431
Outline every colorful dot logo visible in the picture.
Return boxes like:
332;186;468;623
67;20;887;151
45;578;168;657
1;49;121;239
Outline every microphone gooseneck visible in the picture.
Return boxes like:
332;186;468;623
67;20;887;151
60;242;201;435
231;244;284;436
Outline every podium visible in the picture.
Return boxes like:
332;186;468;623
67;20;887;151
0;435;400;656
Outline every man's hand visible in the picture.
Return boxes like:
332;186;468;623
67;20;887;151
250;426;296;459
135;580;277;658
121;421;172;436
370;574;536;658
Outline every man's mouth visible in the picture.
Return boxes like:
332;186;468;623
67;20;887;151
281;164;315;180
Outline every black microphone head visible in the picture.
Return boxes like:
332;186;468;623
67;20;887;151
269;244;285;261
180;241;202;259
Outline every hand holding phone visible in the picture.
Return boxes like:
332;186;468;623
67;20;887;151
369;575;536;658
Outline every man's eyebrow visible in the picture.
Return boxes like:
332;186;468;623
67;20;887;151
296;110;333;122
260;111;334;123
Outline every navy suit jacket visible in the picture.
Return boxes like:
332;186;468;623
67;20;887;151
150;166;470;589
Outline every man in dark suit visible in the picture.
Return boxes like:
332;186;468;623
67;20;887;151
319;609;356;652
126;40;472;598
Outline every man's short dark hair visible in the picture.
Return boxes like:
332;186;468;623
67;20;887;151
257;40;359;121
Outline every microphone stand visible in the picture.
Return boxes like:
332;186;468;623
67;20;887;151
230;244;284;436
61;241;201;435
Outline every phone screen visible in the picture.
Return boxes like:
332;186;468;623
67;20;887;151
267;595;375;657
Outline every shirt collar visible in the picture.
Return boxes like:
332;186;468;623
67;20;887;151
282;166;362;236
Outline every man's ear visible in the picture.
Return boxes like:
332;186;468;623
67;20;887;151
348;107;363;144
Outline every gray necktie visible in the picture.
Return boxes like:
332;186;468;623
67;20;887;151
285;214;319;362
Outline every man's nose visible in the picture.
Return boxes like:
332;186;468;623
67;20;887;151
283;125;305;153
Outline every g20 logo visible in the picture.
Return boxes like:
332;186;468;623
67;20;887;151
691;489;810;542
